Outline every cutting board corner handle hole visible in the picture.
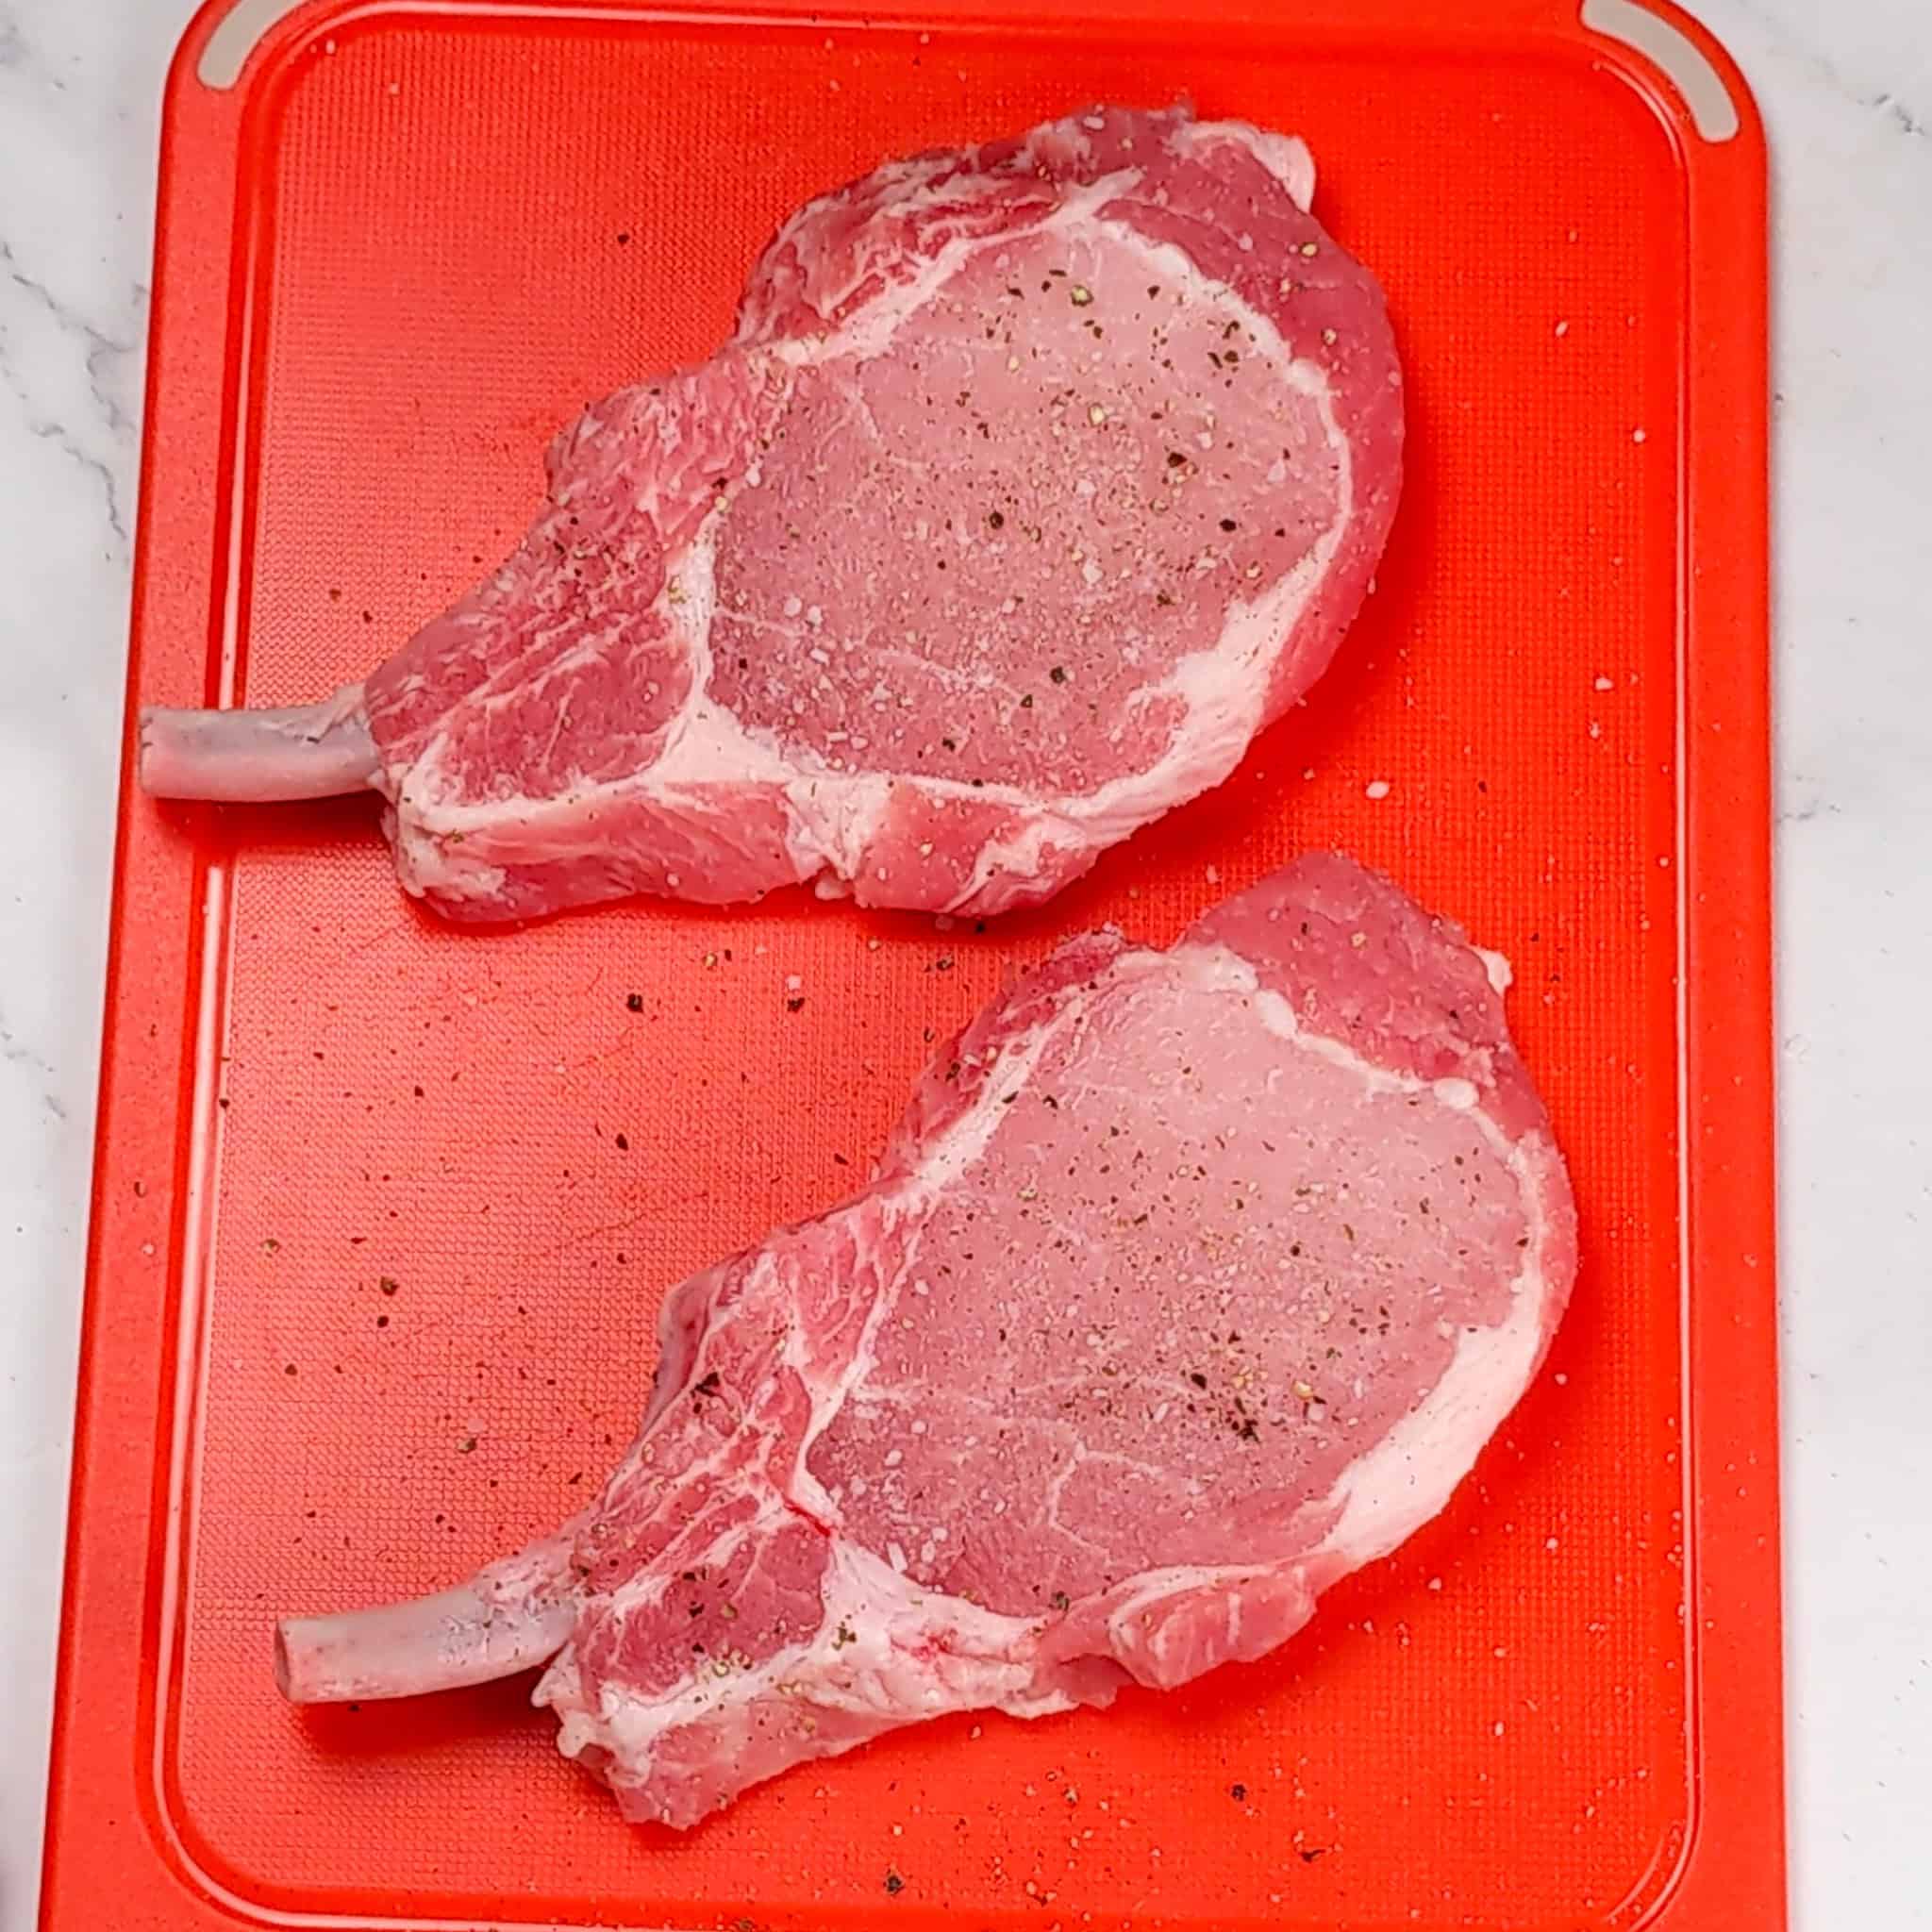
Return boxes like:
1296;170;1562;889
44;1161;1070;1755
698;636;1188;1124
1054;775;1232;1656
1577;0;1743;142
196;0;313;91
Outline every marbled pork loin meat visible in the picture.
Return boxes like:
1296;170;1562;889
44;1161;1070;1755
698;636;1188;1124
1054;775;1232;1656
140;108;1402;922
275;856;1576;1827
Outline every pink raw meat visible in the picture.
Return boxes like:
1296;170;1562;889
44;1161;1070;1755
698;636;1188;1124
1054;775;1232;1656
140;107;1402;922
276;855;1576;1827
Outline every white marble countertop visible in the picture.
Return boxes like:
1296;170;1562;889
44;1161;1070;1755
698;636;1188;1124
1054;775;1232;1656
2;2;1926;1926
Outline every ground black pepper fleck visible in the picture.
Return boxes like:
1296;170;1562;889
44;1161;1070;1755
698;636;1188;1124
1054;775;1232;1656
625;992;644;1012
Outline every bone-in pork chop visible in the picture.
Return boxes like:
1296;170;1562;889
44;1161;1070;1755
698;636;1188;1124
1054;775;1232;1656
275;855;1576;1826
140;108;1402;922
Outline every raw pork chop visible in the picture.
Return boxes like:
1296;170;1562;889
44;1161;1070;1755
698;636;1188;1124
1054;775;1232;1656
276;856;1576;1826
140;108;1402;922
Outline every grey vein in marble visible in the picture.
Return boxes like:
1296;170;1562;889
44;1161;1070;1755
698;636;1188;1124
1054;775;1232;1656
0;238;136;542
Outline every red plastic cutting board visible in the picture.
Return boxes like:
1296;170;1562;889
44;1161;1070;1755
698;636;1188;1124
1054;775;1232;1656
43;1;1778;1927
